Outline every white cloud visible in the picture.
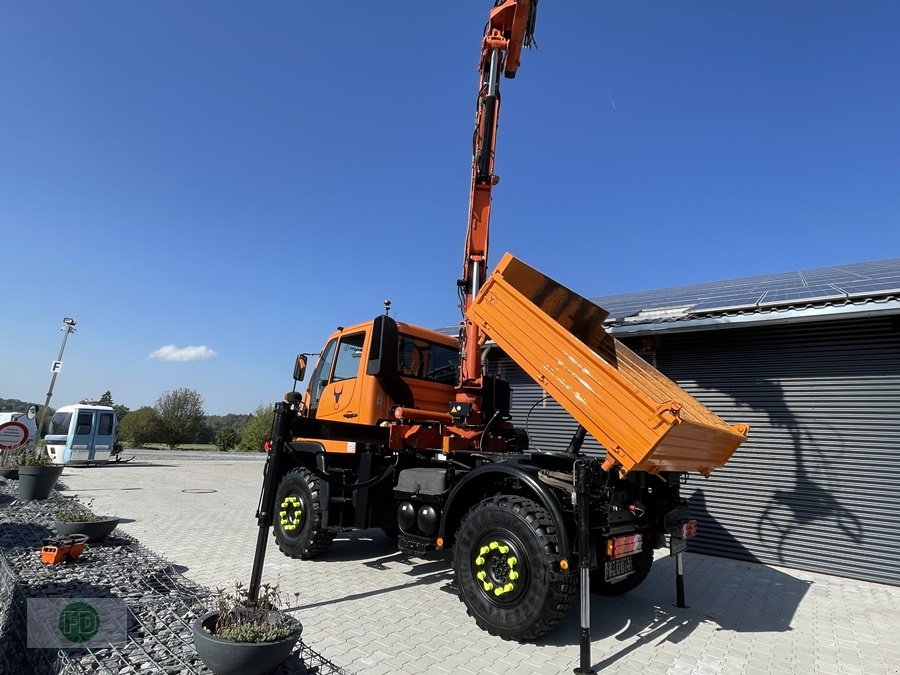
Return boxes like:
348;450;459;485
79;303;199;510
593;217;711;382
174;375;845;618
148;345;217;362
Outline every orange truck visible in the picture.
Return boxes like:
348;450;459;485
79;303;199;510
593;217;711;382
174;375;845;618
250;0;748;642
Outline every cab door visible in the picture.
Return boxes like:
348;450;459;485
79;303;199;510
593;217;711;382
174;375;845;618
316;332;366;422
91;411;116;462
309;331;367;453
68;409;96;463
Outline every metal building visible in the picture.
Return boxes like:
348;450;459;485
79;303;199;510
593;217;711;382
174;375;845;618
490;258;900;586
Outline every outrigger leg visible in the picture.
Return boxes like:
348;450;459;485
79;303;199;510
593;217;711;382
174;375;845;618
249;401;294;601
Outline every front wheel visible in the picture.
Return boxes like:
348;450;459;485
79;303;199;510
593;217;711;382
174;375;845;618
273;467;335;559
453;496;575;641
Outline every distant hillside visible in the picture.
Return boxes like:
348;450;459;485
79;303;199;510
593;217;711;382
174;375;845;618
0;397;44;413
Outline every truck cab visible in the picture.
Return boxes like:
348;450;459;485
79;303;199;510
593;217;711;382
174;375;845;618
299;318;460;454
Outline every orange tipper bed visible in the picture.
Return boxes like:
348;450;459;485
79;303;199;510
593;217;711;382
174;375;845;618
467;253;750;476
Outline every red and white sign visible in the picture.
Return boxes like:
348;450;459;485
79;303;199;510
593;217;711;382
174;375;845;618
0;421;29;450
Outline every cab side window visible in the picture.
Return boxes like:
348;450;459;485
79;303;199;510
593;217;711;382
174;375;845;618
75;412;93;435
331;333;366;382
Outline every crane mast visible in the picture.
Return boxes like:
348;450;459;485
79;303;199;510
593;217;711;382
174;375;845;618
457;0;536;415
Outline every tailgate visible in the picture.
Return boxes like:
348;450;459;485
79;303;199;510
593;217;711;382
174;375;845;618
467;253;749;475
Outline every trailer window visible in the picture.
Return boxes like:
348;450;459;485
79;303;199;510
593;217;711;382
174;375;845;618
75;412;93;435
332;333;366;382
98;413;114;436
49;412;72;436
398;336;459;385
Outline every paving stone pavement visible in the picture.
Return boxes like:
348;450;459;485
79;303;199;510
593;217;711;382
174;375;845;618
55;451;900;675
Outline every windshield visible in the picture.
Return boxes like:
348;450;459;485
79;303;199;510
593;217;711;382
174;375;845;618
49;412;72;436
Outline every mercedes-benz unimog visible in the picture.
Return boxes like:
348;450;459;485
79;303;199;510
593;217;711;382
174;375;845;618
249;0;749;644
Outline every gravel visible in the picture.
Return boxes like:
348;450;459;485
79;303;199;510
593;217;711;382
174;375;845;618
0;478;351;675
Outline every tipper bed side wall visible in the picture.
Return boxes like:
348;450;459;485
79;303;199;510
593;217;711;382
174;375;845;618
467;253;748;474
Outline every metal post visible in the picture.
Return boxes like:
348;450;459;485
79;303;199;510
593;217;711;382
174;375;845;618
574;459;597;675
674;551;688;608
249;401;293;601
36;317;76;441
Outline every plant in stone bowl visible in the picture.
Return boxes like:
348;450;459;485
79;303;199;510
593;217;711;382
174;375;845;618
0;442;25;479
193;582;302;675
15;446;64;500
53;496;121;543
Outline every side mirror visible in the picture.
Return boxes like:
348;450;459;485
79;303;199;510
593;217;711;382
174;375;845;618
293;354;308;382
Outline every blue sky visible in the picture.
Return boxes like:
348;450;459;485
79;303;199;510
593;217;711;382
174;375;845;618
2;1;899;415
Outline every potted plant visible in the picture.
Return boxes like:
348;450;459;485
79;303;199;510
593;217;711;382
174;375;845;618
15;446;64;501
193;583;302;675
53;497;121;542
0;442;22;480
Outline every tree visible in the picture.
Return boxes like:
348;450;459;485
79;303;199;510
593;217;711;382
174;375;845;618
117;407;160;448
237;404;275;453
154;388;206;450
215;427;239;452
80;390;131;425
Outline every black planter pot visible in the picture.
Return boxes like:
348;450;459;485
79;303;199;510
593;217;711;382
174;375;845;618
192;612;302;675
0;469;18;480
17;465;64;500
54;518;120;543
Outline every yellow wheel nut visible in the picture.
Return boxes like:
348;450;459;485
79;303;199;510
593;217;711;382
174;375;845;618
494;587;505;596
499;545;509;554
489;541;499;550
479;546;490;556
509;571;519;580
504;583;514;593
279;511;287;517
507;557;517;567
477;571;487;581
483;582;494;592
475;556;485;566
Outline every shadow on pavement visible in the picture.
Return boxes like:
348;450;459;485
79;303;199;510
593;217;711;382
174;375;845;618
537;553;811;667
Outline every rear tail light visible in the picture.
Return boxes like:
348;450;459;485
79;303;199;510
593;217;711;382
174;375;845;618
606;533;643;560
681;520;698;539
263;441;272;453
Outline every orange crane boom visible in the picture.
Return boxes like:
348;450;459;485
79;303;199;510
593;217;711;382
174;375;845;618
457;0;537;414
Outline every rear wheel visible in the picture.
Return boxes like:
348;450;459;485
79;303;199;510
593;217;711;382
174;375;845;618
273;467;334;559
590;547;654;595
453;496;575;641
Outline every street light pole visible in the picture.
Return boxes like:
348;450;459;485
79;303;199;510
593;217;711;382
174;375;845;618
36;317;77;440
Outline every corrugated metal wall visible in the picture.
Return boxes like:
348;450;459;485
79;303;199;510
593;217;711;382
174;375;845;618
490;315;900;586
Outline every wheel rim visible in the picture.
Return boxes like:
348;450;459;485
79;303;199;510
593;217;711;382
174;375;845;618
278;495;305;538
471;531;529;605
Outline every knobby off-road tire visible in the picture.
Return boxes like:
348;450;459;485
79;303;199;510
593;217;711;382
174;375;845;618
590;546;654;595
453;496;575;641
273;468;335;559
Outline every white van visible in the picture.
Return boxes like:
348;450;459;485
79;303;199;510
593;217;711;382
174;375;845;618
45;404;117;465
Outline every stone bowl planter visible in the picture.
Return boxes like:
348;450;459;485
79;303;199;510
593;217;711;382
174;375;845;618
17;465;64;500
53;517;120;543
192;611;302;675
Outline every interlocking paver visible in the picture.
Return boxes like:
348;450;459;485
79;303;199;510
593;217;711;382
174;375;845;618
53;451;900;675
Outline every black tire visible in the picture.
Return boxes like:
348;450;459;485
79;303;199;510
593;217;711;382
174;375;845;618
453;496;575;641
273;468;334;559
590;547;654;596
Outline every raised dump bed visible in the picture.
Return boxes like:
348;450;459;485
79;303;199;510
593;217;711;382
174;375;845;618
468;253;749;475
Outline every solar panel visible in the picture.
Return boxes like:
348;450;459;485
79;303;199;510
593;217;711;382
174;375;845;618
591;258;900;323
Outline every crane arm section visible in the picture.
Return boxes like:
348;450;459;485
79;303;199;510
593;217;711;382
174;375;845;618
458;0;537;399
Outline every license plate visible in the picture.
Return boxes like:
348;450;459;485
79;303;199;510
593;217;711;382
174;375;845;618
604;555;634;582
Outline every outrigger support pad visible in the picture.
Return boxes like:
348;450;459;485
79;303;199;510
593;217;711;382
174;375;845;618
573;458;598;675
248;401;295;601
